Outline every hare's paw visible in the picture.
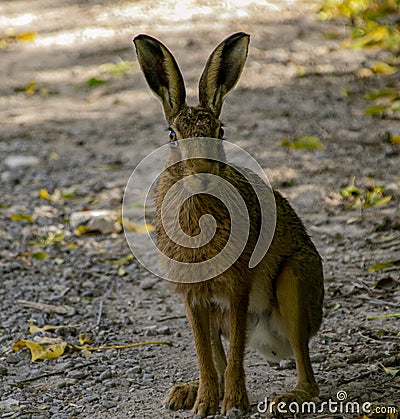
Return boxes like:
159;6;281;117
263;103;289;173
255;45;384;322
221;383;250;415
273;382;319;405
270;383;319;416
163;380;198;411
192;384;219;417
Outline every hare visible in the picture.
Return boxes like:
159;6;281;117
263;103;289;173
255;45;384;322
133;32;324;417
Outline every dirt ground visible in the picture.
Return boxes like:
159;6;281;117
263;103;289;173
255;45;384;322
0;1;399;418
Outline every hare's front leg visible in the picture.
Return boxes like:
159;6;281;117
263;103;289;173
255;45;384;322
221;292;250;415
185;300;219;416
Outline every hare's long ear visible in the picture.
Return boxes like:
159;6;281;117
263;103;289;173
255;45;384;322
199;32;249;118
134;34;186;124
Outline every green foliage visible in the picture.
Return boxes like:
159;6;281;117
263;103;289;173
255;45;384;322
339;177;392;209
319;0;400;117
319;0;400;51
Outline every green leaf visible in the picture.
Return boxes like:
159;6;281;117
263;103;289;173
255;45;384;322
109;254;134;265
368;259;400;271
371;61;398;75
99;61;136;76
32;251;48;260
378;361;400;377
86;77;108;88
365;104;387;116
117;266;126;277
11;213;34;222
339;177;362;197
281;135;325;150
365;89;395;100
390;100;400;113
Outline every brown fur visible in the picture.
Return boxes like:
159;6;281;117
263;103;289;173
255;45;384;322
133;32;324;416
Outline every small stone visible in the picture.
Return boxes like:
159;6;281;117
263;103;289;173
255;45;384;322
226;407;244;417
310;354;327;363
279;359;295;369
66;370;88;379
99;369;112;381
140;278;158;290
70;210;121;234
0;398;20;411
143;373;154;381
156;326;170;335
4;155;40;169
103;379;117;388
127;365;142;374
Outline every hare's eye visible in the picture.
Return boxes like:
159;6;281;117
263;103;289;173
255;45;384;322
218;127;225;139
168;129;176;142
168;129;178;146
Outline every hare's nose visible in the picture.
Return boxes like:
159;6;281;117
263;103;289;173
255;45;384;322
201;177;210;190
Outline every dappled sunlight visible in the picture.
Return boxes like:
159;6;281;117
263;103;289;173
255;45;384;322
35;27;122;48
0;0;320;129
0;13;35;27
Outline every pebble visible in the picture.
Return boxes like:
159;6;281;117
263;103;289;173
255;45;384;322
279;359;295;369
102;400;118;409
70;210;121;234
99;369;112;381
156;326;170;335
103;379;117;388
140;278;158;290
127;365;142;374
66;370;88;379
143;373;154;381
144;326;157;336
4;155;40;169
226;408;244;418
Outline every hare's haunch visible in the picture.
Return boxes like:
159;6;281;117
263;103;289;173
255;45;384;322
133;32;324;417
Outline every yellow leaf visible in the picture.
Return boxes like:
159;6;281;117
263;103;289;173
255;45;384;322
50;152;59;160
124;219;155;233
378;361;400;377
76;225;92;236
368;259;400;272
11;213;34;222
67;243;78;249
16;32;37;42
109;254;134;265
391;134;400;144
11;338;67;361
134;223;155;233
371;61;398;75
24;80;37;95
79;334;90;345
38;189;52;201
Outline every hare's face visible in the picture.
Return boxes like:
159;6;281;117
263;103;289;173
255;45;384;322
134;32;249;192
170;106;223;140
167;106;226;192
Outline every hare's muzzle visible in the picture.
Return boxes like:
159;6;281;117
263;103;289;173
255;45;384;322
182;160;219;193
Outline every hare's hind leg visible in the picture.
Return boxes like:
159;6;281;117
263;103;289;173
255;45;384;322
273;260;322;406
